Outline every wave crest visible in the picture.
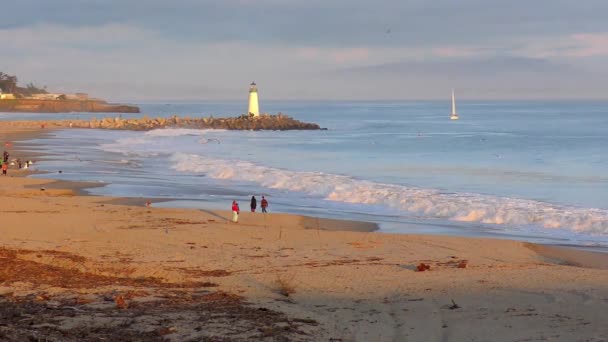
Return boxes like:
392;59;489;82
169;152;608;235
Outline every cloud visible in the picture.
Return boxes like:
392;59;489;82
2;1;608;100
296;47;370;64
332;55;608;100
531;33;608;58
0;23;381;100
431;47;478;58
569;34;608;57
4;0;608;47
0;23;152;50
338;56;570;77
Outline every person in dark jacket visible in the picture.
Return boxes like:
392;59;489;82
261;196;268;213
250;196;257;212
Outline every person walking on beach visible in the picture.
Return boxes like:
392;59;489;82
261;196;268;213
231;200;240;223
250;196;257;212
3;150;9;163
1;162;7;176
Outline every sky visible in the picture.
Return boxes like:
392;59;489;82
1;0;608;101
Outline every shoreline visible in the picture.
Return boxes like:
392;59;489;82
8;120;608;252
1;124;607;340
524;243;608;270
3;124;606;253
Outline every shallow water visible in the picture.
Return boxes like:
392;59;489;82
8;100;608;248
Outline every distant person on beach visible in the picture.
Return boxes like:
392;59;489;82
2;151;8;163
250;196;257;212
261;196;268;213
1;162;7;176
232;200;240;223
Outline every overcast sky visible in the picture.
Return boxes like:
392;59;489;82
1;0;608;101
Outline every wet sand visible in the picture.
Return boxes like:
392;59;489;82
526;243;608;270
1;125;607;341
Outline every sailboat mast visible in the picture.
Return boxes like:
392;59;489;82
451;89;457;115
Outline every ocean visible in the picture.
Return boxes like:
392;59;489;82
6;100;608;249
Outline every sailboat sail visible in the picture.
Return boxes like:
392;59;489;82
450;89;459;120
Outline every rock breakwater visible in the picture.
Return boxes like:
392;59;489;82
6;114;321;131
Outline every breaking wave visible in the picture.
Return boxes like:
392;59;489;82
169;152;608;236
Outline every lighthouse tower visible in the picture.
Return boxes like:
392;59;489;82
248;82;260;117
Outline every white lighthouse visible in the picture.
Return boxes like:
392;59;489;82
248;82;260;117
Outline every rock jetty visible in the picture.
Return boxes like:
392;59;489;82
8;113;321;131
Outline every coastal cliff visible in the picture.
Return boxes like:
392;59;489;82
0;99;140;113
6;113;321;131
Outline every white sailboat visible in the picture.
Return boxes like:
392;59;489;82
450;89;459;120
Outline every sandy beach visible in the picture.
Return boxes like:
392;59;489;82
1;125;608;341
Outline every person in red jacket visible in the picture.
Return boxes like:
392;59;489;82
261;196;268;213
231;200;240;223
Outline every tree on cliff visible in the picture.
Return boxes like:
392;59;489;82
23;82;48;96
0;72;18;93
0;72;48;96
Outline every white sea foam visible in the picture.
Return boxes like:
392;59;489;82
144;128;224;137
93;128;608;238
169;152;608;236
100;128;225;154
100;137;149;152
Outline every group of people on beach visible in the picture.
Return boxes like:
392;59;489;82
1;150;34;176
231;195;268;223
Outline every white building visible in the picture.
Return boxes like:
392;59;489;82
30;94;66;100
66;93;89;100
